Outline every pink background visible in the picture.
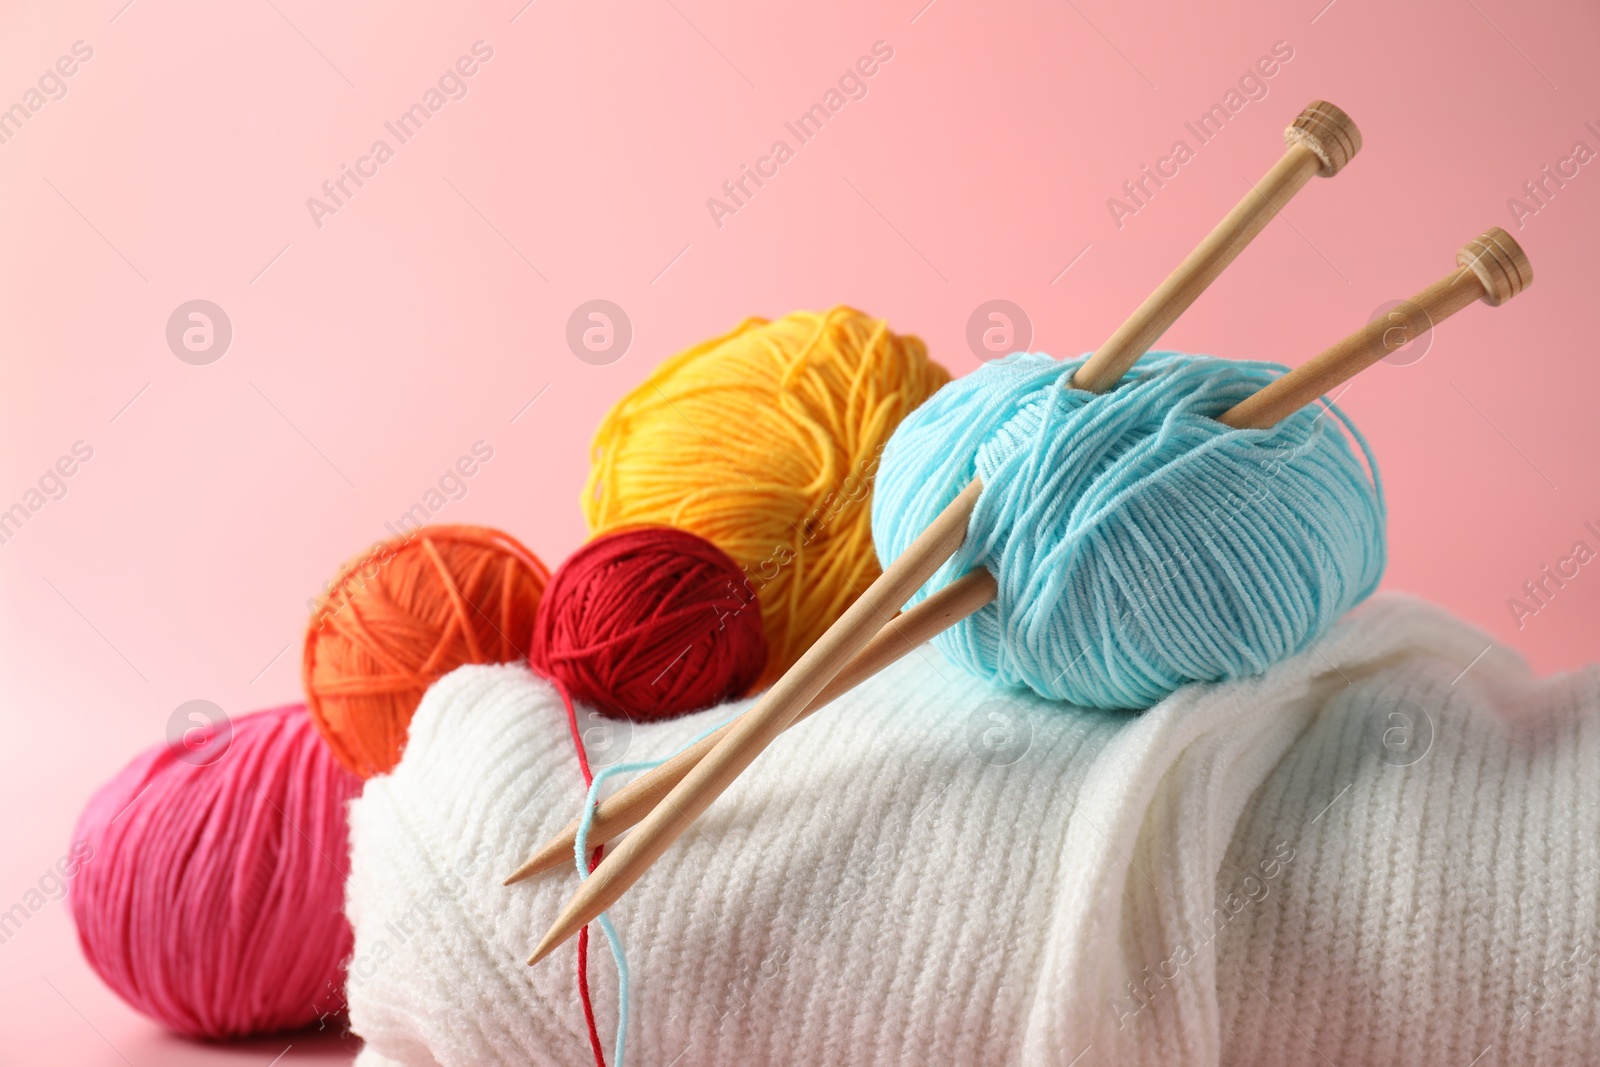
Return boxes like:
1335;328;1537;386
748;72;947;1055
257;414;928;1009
3;0;1597;1061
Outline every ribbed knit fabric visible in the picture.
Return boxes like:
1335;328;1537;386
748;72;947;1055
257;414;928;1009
344;595;1600;1066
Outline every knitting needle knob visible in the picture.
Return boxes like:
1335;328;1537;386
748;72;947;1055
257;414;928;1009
1284;99;1362;176
1077;100;1362;390
1457;226;1533;306
1221;228;1531;430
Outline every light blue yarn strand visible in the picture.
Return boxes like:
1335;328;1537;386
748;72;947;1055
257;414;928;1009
872;352;1386;709
572;716;745;1067
573;758;653;1067
593;913;627;1067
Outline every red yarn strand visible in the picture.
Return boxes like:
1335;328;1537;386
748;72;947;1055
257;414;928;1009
555;676;608;1067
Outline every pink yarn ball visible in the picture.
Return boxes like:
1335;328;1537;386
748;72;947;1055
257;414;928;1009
69;703;361;1039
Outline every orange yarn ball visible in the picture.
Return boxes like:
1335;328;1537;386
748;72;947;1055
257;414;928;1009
303;525;550;778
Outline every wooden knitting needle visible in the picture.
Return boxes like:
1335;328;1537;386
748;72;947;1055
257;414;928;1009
511;226;1532;891
1221;226;1531;428
523;101;1362;966
505;567;999;884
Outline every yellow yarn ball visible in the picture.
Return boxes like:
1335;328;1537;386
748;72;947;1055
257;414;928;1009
584;307;950;685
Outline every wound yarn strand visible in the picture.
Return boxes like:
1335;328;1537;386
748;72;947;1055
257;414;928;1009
872;352;1386;709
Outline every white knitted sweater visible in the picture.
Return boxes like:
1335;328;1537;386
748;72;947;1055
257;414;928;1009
344;595;1600;1066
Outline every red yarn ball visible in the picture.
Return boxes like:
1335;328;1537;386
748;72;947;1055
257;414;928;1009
532;526;767;720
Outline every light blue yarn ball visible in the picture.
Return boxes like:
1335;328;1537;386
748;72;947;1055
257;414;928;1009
871;352;1386;710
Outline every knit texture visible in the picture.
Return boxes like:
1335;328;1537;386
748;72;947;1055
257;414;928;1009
344;595;1599;1066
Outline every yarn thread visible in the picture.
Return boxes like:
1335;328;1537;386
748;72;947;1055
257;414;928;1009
68;703;362;1039
872;352;1386;709
532;526;767;721
552;676;638;1067
567;708;757;1067
554;675;610;1067
303;524;550;777
583;307;949;685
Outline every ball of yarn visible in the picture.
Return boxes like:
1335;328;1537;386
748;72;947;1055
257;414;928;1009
584;307;949;685
531;527;767;720
304;524;550;777
68;703;361;1039
872;352;1386;709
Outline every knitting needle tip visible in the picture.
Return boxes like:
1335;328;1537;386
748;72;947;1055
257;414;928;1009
502;861;539;887
503;832;575;886
526;929;563;967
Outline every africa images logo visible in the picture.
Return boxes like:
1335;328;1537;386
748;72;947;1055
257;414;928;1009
704;40;895;229
305;41;496;229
